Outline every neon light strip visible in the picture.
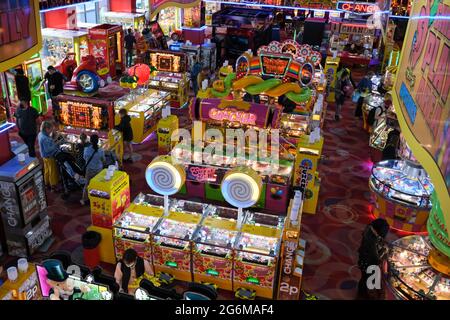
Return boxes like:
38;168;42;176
0;122;16;134
202;0;391;14
40;0;101;13
182;26;208;31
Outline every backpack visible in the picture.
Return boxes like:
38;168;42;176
368;106;383;126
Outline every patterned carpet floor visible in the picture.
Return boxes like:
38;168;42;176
2;92;402;300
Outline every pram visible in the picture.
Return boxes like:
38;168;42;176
56;148;120;200
55;150;86;200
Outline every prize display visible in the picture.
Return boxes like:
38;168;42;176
113;194;165;261
388;235;450;300
234;212;284;299
40;28;89;70
370;160;434;232
115;90;170;143
192;206;239;290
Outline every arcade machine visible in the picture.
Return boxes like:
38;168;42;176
113;193;165;262
114;90;170;143
57;94;124;164
369;160;434;233
192;205;239;291
233;212;284;299
88;24;125;79
212;8;274;61
147;50;189;108
0;109;52;257
0;258;41;300
151;200;206;282
41;28;89;70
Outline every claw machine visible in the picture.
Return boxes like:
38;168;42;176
192;205;239;291
151;199;207;282
233;212;285;299
41;28;89;70
113;193;165;262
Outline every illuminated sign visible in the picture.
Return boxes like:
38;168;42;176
165;261;178;268
340;24;376;35
336;1;380;14
0;0;42;71
59;101;105;130
246;276;260;284
187;165;218;183
260;54;292;77
206;269;219;276
150;0;201;19
393;0;450;236
149;51;186;73
208;108;257;125
235;55;250;79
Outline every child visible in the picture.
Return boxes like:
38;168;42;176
115;109;134;162
38;121;60;191
114;249;153;294
80;134;105;206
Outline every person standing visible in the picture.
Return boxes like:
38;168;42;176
14;101;40;157
334;70;350;121
354;72;374;119
115;108;134;162
114;248;153;294
124;28;136;68
190;56;203;96
80;134;105;206
357;218;390;300
38;121;60;191
41;66;66;123
14;69;31;104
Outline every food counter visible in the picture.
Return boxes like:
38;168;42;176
233;212;284;299
369;160;434;232
388;235;450;300
152;200;207;282
192;205;239;290
115;90;170;143
113;193;165;261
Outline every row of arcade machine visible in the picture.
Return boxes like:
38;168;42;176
359;68;450;299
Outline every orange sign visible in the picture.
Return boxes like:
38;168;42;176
0;0;42;72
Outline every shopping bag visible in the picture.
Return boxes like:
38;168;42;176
352;91;361;103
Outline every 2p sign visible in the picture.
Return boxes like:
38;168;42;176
336;1;380;14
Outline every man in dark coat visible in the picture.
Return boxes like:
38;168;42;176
14;101;40;157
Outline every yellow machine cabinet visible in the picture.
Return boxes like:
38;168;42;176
324;57;340;103
293;135;324;186
0;263;41;300
104;129;123;165
87;225;116;264
303;171;321;215
157;115;179;155
88;170;130;229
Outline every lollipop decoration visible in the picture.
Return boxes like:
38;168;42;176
146;156;186;214
221;167;262;228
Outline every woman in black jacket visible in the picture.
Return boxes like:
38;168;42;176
115;108;134;162
357;218;390;299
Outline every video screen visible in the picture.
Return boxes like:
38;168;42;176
36;265;112;300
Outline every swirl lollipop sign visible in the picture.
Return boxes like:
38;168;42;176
221;166;262;228
146;156;186;214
